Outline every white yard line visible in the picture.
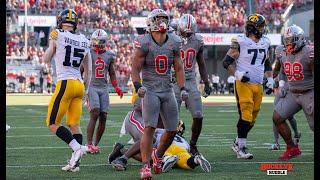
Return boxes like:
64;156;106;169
6;161;314;168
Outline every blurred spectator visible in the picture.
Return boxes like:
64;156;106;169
212;74;220;94
227;75;235;94
16;72;26;93
29;73;36;93
46;74;52;94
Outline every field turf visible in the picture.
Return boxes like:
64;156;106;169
6;94;314;179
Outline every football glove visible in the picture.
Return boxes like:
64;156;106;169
235;70;250;83
180;87;189;101
115;87;123;99
266;77;275;89
137;86;147;98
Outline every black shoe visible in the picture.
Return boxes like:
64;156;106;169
190;144;200;156
108;142;124;164
111;157;128;171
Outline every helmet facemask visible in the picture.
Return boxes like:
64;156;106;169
177;14;197;44
91;29;108;53
146;9;170;33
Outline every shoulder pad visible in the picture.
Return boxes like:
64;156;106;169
194;34;203;41
134;34;147;48
49;29;58;40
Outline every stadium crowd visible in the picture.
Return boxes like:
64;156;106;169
6;0;313;93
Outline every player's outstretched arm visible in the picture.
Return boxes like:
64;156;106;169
173;52;186;89
43;38;56;64
131;48;145;84
109;61;123;98
272;59;281;78
82;51;92;93
223;47;239;76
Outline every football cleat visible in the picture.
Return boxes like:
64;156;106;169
236;147;253;159
293;132;301;145
151;148;162;174
62;152;81;172
87;144;100;154
111;157;128;171
190;144;200;156
269;143;280;150
194;154;212;172
108;142;124;164
127;138;135;145
162;155;178;173
278;145;301;161
231;139;239;153
69;146;87;169
140;164;152;180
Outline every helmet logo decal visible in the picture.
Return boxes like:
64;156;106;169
249;15;259;22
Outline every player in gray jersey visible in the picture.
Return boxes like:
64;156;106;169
269;45;300;150
272;25;314;161
131;9;188;179
173;14;212;155
84;29;123;154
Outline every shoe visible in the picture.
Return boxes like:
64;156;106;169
140;164;152;180
269;143;280;150
236;147;253;159
87;144;99;154
151;148;162;174
162;155;178;173
108;142;124;164
69;146;87;169
278;145;301;161
111;157;128;171
194;154;212;172
190;144;200;156
293;132;301;145
127;138;135;145
62;152;81;172
231;139;239;153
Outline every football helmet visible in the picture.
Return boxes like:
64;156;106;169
177;120;185;136
245;13;266;39
91;29;108;52
177;14;197;38
57;9;78;31
283;24;305;54
146;9;170;33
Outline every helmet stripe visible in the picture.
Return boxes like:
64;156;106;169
68;9;72;21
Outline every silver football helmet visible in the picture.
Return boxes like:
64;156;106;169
283;24;305;54
146;9;170;33
91;29;108;50
177;14;197;36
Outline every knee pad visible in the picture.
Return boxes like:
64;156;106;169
237;119;251;138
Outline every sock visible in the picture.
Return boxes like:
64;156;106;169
56;126;74;144
187;157;197;169
121;154;128;161
69;139;81;152
238;138;247;149
73;134;83;145
288;117;299;137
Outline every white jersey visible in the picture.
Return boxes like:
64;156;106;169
154;129;190;151
234;35;271;84
49;29;90;82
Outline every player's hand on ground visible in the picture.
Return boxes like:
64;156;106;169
235;70;250;83
115;87;123;99
203;82;212;98
137;86;147;97
181;89;189;101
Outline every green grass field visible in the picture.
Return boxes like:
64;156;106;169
6;94;314;180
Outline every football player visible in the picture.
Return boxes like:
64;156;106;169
43;9;92;172
269;45;300;150
131;9;187;179
157;121;212;173
85;29;123;154
173;14;212;156
272;25;313;160
222;14;274;159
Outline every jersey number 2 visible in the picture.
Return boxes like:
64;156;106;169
63;45;85;67
95;57;105;78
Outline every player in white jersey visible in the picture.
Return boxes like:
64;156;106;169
222;14;274;159
43;9;92;172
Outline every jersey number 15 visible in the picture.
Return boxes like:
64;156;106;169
63;45;85;67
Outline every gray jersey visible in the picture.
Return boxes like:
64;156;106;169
134;33;182;92
90;49;116;88
181;34;204;80
279;45;314;92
